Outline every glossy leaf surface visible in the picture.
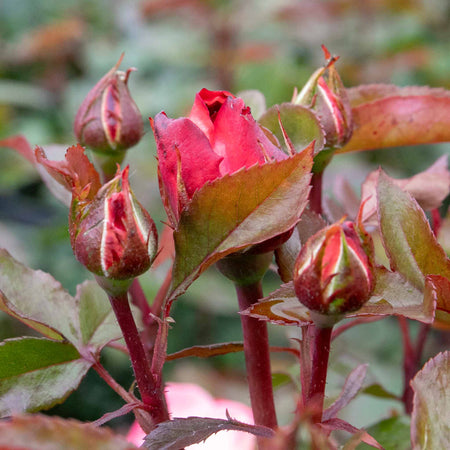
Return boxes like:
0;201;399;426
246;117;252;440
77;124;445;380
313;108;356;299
170;149;313;300
339;85;450;153
0;338;90;416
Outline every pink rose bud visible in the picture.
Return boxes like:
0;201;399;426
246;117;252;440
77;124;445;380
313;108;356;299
152;88;287;226
294;220;375;315
70;166;158;280
294;46;353;150
74;55;143;153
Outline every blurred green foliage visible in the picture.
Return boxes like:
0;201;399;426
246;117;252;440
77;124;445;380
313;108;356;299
0;0;449;441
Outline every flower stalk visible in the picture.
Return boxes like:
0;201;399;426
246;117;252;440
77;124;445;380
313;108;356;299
306;324;333;423
108;291;169;429
236;281;277;448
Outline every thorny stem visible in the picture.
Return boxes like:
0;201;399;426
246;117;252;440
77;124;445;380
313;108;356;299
236;281;278;449
306;324;333;423
109;292;169;428
129;279;152;325
93;361;156;431
310;172;323;215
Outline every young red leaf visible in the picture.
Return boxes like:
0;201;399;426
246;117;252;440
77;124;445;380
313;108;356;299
377;170;450;290
166;342;244;361
169;148;313;301
323;364;368;421
339;84;450;153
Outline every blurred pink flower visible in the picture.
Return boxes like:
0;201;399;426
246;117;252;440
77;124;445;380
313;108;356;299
127;382;255;449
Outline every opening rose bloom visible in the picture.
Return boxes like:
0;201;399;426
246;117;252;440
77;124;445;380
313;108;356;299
151;89;288;226
127;382;255;449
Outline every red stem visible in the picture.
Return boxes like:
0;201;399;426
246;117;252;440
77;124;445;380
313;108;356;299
129;279;153;325
307;324;332;423
310;172;323;215
109;293;169;427
236;282;278;441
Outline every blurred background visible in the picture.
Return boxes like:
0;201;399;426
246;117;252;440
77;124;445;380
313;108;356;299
0;0;449;443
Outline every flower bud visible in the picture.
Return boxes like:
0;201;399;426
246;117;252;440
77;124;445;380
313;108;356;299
294;46;352;151
293;221;375;316
74;55;143;154
70;166;158;281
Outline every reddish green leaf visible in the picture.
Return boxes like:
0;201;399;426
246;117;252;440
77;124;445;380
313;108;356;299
425;275;450;330
0;338;91;416
0;249;80;343
411;351;450;449
76;280;124;350
170;149;313;300
0;414;138;449
323;364;368;421
0;250;126;353
166;342;244;361
339;85;450;153
242;283;312;327
361;157;450;226
259;103;325;155
377;171;450;291
356;267;435;323
143;416;273;449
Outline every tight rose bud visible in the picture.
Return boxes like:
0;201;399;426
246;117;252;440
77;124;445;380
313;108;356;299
74;55;143;154
293;221;375;316
294;46;352;151
70;166;158;281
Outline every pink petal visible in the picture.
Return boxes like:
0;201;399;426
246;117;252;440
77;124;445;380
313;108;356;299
152;113;222;218
126;382;255;449
211;97;287;175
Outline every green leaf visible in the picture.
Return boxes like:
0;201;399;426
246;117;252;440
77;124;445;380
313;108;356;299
169;149;313;300
377;171;450;291
76;280;122;349
0;414;138;449
0;250;126;353
143;416;273;449
357;416;411;450
259;103;325;155
0;249;80;343
339;85;450;153
362;384;399;400
0;338;91;416
411;351;450;449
